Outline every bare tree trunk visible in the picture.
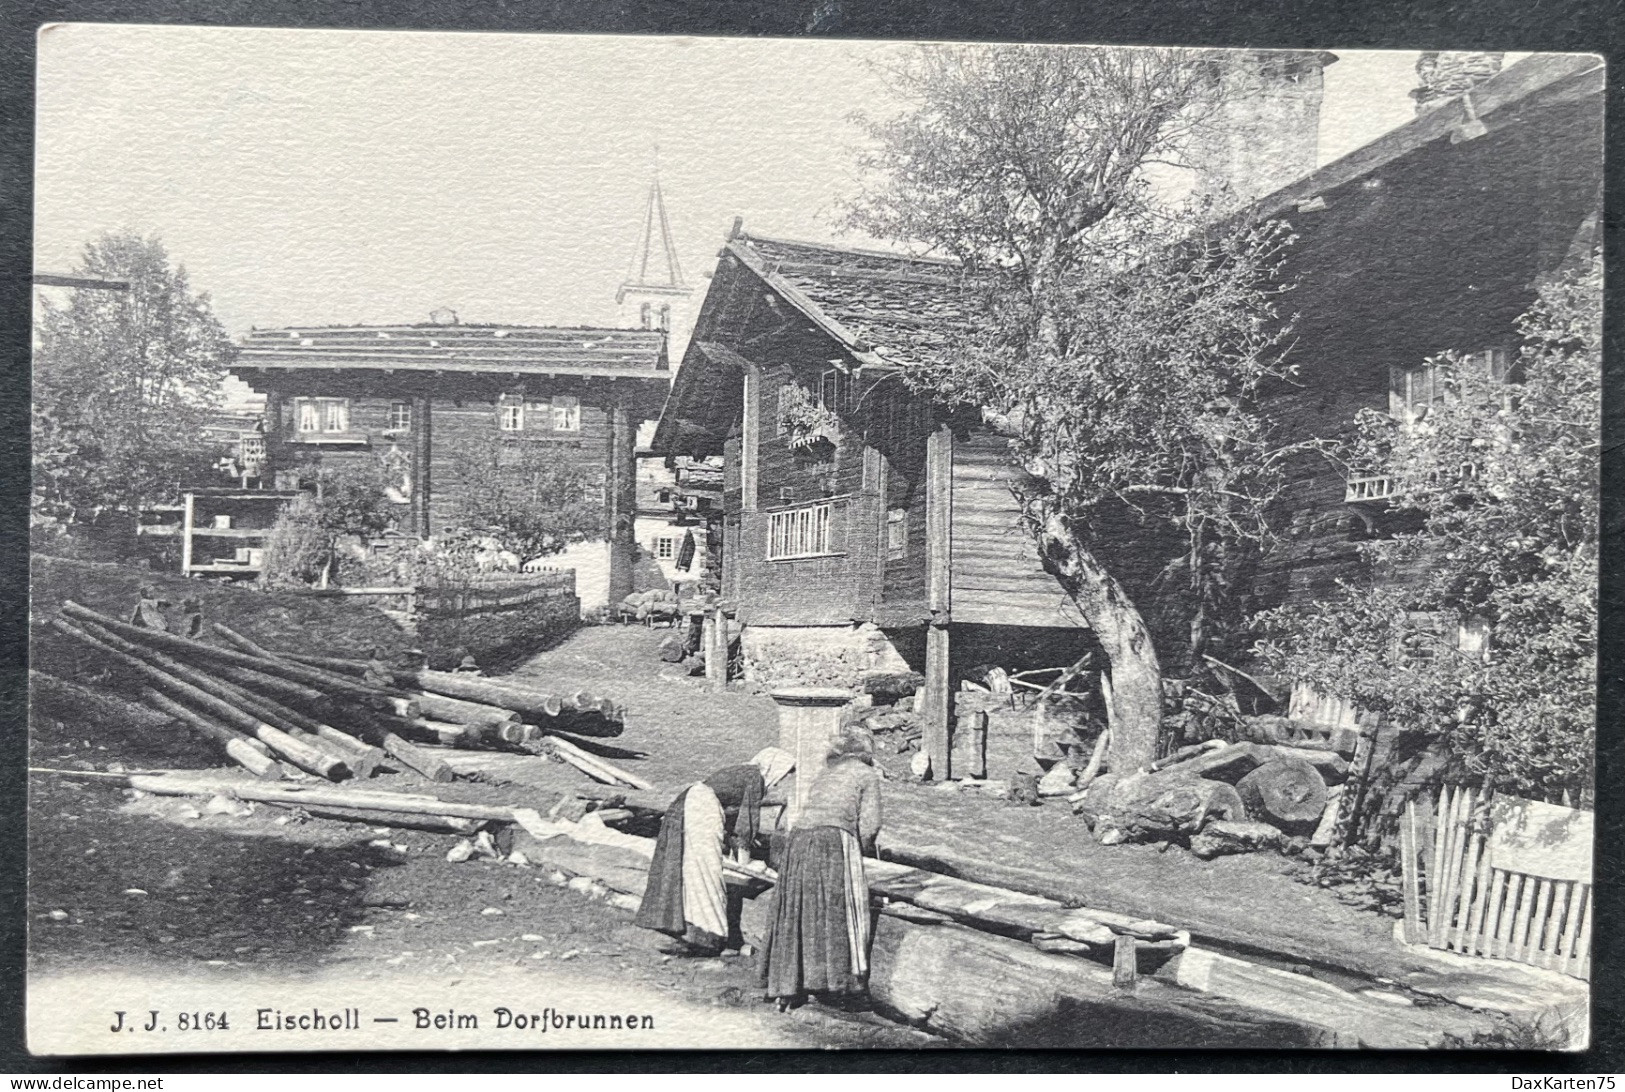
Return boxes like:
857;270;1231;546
1033;506;1163;775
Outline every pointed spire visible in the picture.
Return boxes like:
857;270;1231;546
620;150;687;299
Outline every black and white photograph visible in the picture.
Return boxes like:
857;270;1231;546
25;25;1602;1054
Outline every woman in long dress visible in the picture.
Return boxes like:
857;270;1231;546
634;746;795;955
759;727;882;1008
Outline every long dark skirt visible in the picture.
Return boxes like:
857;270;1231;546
758;826;871;1000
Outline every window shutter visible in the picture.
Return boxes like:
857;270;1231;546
1388;366;1405;419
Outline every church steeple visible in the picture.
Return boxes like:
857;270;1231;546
618;155;693;359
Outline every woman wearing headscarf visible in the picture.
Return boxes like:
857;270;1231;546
759;726;882;1009
635;746;796;955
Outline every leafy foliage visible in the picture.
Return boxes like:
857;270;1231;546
775;383;841;450
1256;252;1600;801
261;460;403;587
260;494;329;588
446;435;604;562
33;232;234;523
844;43;1306;770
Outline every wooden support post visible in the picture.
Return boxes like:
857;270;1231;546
606;394;637;607
923;623;951;782
923;422;954;782
706;605;729;692
180;491;195;575
411;395;431;538
770;687;850;829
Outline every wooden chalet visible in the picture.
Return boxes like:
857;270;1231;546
231;322;671;607
654;52;1603;776
1228;52;1603;613
652;231;1092;774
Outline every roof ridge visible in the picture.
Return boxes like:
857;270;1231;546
738;230;961;268
245;323;661;334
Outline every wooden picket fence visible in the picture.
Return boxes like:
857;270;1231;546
1398;785;1591;980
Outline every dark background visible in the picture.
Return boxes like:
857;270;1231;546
2;0;1619;1074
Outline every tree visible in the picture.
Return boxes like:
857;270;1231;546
33;232;235;523
261;459;400;587
845;45;1302;773
446;435;605;563
1256;251;1600;803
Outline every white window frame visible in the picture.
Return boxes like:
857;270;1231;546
766;502;833;560
389;401;412;431
551;394;581;433
653;536;677;561
1389;363;1439;424
499;397;525;432
295;397;350;434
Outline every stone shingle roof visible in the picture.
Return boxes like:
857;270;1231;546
237;323;668;377
730;234;973;371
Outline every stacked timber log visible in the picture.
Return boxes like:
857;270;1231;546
1072;737;1352;860
45;599;640;790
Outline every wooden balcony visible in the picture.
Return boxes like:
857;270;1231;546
1345;475;1397;504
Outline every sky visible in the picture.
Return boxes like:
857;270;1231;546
35;26;1499;341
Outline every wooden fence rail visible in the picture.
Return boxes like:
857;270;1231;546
1400;787;1591;980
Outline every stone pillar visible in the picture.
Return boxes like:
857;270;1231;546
606;392;637;606
770;687;850;828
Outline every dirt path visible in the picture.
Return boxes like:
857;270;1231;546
27;774;933;1052
26;618;1477;1052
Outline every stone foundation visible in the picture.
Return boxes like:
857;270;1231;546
740;622;915;693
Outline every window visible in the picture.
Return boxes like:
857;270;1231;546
498;395;524;431
551;394;581;432
820;368;849;414
658;305;672;332
295;398;349;434
1389;364;1439;424
239;434;266;462
640;303;652;329
776;384;798;435
886;508;907;560
653;536;677;560
389;401;412;431
766;502;832;560
1390;348;1511;424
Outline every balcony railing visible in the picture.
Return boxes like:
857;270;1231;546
1345;475;1397;504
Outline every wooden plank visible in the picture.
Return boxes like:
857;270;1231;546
1447;788;1481;950
1399;801;1423;945
1438;786;1467;946
1541;880;1573;971
868;917;1339;1048
1481;868;1508;960
1569;889;1591;979
1426;787;1452;946
1555;881;1585;973
1509;874;1538;964
1493;872;1524;960
1462;843;1493;957
1526;878;1554;966
1159;948;1484;1049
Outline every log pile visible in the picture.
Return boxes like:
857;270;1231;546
45;599;636;789
1074;736;1353;860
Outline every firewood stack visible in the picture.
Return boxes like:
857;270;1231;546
1072;733;1360;860
46;599;629;787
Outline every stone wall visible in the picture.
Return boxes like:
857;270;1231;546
415;572;580;670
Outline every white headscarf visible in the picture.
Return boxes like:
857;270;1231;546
751;746;796;789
